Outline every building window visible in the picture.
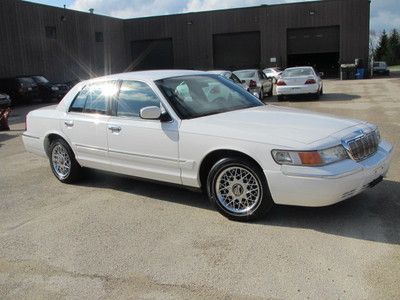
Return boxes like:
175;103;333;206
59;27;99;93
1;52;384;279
95;32;104;43
45;26;57;39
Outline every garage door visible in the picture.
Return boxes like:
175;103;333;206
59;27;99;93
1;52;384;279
213;31;260;70
287;26;340;77
130;38;173;70
287;26;339;55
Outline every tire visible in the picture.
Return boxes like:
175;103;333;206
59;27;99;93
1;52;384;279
267;86;273;97
313;92;320;100
320;87;323;95
206;157;273;221
277;95;284;101
49;138;82;183
259;88;264;100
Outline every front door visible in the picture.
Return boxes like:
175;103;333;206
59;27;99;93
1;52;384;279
107;80;181;184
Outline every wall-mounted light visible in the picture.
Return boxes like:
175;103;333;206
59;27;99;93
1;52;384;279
309;10;315;15
187;21;193;25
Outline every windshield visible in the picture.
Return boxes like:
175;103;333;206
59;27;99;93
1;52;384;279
17;77;36;85
234;70;256;79
32;76;49;83
156;75;263;119
282;68;313;77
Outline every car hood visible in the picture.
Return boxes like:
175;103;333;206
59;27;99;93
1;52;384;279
181;105;368;147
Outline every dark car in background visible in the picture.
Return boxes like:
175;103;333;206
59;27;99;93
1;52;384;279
0;93;12;107
30;75;69;101
0;76;39;104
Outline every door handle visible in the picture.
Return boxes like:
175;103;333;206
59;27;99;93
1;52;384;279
108;125;121;133
64;120;74;127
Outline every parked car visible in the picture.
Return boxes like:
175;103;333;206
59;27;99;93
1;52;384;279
207;70;249;91
373;61;390;76
233;69;273;100
276;66;323;101
0;93;12;107
30;75;69;102
263;67;283;82
23;70;393;221
0;76;39;104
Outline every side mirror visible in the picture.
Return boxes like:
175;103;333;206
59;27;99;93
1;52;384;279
140;106;161;120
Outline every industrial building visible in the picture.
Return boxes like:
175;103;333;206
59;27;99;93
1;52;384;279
0;0;370;81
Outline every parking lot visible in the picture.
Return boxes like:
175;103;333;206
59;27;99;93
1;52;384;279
0;75;399;299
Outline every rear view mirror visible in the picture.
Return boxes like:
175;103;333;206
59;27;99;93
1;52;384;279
140;106;161;120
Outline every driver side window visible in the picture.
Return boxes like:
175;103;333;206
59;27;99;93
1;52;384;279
117;81;160;117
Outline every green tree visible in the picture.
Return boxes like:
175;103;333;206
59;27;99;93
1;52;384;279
388;29;400;65
374;30;389;62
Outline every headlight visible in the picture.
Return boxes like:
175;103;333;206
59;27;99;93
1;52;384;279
271;145;348;166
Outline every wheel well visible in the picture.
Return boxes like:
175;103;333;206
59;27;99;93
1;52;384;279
44;134;67;157
199;149;264;190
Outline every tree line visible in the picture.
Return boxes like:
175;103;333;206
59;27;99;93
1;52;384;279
374;29;400;66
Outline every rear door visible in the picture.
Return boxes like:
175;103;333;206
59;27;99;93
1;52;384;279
62;81;117;170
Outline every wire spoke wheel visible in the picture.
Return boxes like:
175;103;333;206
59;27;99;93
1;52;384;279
215;166;262;215
51;144;71;180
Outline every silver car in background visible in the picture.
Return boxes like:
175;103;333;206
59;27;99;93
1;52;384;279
263;67;283;83
276;66;323;101
207;70;249;91
233;69;273;100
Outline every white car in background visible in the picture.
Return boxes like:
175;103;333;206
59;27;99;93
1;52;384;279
233;69;273;100
263;67;283;82
23;70;393;221
276;66;323;101
207;70;249;91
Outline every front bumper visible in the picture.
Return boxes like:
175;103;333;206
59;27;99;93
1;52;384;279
276;84;318;95
264;140;393;207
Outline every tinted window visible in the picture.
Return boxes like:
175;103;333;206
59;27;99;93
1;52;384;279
69;82;116;114
234;70;256;79
117;81;160;117
17;77;35;85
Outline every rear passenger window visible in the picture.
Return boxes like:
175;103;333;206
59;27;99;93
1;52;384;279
117;81;160;117
69;82;117;114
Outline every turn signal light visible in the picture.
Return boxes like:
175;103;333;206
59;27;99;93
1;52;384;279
276;80;286;86
305;79;316;84
298;152;323;165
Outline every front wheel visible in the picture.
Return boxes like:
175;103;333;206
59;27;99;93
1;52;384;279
49;138;82;183
207;157;273;221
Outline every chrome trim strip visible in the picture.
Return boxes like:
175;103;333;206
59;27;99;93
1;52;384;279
109;148;184;163
75;144;108;152
22;133;40;140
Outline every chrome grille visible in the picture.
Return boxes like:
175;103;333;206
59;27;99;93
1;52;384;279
346;131;379;161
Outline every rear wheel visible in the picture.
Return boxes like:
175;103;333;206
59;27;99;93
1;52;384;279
267;85;273;97
207;157;273;221
49;138;82;183
259;88;264;100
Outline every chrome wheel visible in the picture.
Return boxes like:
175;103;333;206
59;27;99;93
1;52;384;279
51;144;71;179
215;166;262;214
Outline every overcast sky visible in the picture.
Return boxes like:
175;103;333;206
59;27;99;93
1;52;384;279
24;0;400;33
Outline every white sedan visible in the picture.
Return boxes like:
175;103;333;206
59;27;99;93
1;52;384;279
276;66;323;100
23;70;393;221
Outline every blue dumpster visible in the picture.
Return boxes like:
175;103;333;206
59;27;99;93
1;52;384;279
356;68;365;79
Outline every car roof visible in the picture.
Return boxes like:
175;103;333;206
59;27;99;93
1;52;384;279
207;70;230;75
284;66;314;71
234;69;258;72
86;70;207;84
